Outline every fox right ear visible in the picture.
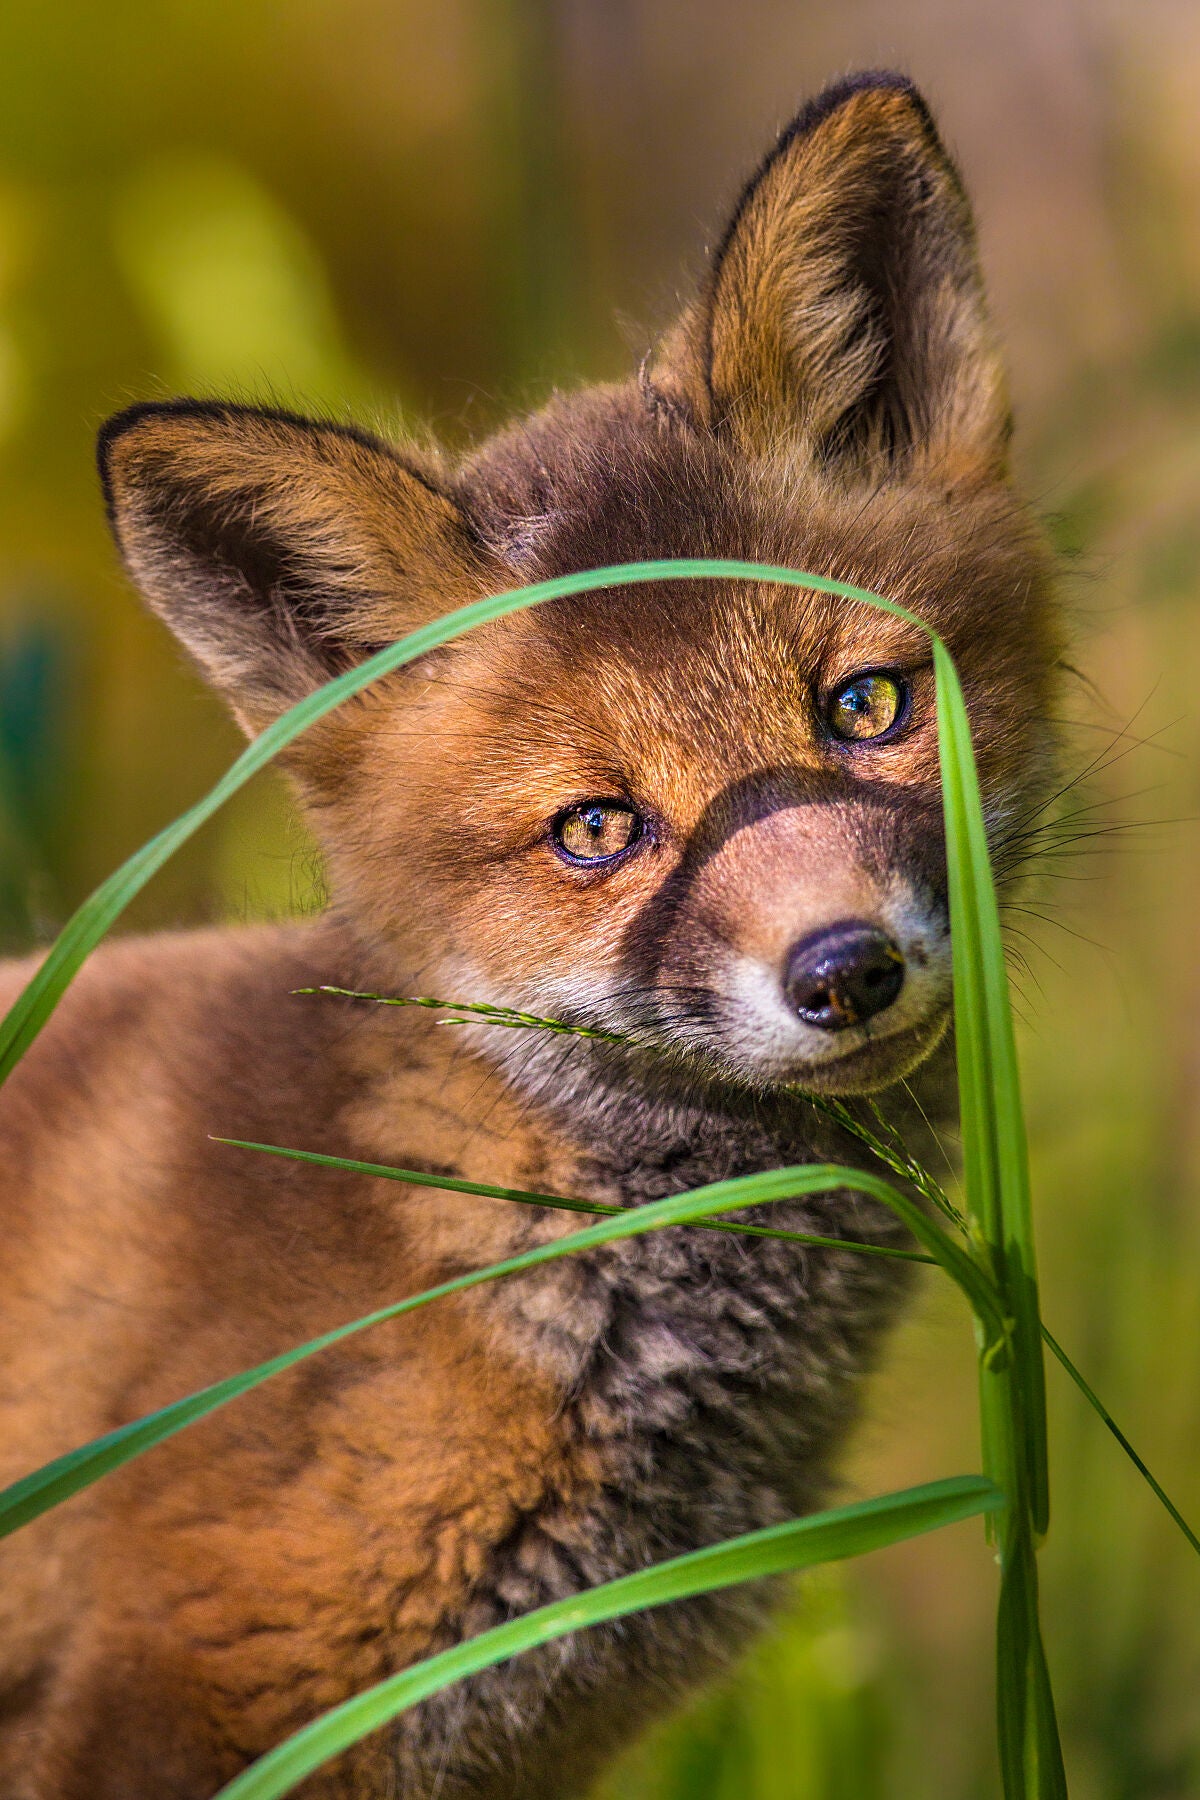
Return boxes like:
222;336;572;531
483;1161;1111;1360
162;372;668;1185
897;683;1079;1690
99;401;496;735
650;74;1009;482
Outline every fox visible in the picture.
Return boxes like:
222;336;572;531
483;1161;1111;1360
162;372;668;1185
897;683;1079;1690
0;71;1061;1800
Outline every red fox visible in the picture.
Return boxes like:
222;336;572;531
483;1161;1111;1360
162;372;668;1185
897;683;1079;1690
0;73;1060;1800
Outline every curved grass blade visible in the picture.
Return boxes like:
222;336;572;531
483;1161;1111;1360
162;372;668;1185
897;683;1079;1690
213;1137;936;1265
206;1138;1001;1334
213;1476;1004;1800
233;1139;1200;1559
0;1159;998;1538
0;559;931;1086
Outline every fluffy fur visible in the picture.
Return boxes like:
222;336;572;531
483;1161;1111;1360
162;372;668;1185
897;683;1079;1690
0;75;1060;1798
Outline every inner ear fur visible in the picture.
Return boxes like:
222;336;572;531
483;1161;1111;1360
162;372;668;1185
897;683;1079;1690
651;73;1009;481
99;401;495;734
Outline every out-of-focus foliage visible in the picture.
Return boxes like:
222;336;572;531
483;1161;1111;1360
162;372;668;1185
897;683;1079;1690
1;3;1199;1795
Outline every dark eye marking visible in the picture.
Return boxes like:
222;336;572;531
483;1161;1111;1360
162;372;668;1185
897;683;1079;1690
824;670;910;744
551;800;645;868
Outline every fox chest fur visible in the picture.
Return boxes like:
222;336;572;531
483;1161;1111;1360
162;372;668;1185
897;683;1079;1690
0;75;1060;1800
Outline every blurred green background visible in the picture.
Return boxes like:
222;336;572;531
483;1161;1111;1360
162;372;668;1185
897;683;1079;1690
1;2;1198;1795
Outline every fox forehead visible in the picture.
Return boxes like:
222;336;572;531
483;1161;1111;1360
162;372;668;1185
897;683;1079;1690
465;383;1049;654
382;386;1052;811
428;587;931;818
467;383;1039;605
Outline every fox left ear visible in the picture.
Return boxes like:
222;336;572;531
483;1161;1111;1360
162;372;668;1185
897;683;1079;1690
652;74;1009;481
99;401;495;735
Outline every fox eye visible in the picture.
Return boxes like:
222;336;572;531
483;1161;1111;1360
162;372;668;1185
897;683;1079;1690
825;671;908;743
552;801;644;866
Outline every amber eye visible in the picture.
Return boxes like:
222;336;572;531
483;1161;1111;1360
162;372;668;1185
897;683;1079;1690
552;801;644;866
826;671;908;743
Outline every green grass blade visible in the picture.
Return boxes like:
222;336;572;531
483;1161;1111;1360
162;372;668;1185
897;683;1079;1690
221;1161;1200;1561
1028;1596;1068;1798
0;560;929;1087
933;639;1062;1795
212;1476;1004;1800
1042;1324;1200;1557
212;1137;936;1265
995;1530;1067;1800
934;638;1049;1533
204;1139;1002;1336
0;1158;996;1537
994;1552;1028;1800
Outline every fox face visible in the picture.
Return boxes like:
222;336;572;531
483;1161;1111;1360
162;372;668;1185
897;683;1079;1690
100;74;1058;1110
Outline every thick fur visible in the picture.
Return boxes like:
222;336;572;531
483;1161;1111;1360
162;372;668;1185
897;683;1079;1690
0;76;1061;1799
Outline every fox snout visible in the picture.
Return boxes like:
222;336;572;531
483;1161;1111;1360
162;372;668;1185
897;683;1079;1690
637;794;952;1095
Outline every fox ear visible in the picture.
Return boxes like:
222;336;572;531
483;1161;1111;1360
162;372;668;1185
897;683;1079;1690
653;74;1008;480
99;402;494;734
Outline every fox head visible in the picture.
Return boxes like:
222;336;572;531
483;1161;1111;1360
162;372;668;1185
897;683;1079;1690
99;74;1059;1102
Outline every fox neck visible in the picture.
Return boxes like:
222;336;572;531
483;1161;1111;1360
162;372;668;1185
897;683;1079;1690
328;908;954;1215
320;908;936;1402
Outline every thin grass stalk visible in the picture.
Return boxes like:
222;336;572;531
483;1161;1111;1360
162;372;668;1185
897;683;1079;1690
1040;1326;1200;1557
298;985;968;1227
211;1138;936;1264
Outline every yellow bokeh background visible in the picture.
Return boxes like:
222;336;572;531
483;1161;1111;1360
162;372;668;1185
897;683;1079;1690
2;5;1199;1795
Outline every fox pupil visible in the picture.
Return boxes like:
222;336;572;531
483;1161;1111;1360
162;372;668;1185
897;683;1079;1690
553;800;641;864
828;671;906;741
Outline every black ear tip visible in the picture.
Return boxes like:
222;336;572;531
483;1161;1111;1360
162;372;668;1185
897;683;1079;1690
96;398;223;517
781;70;935;148
710;72;945;298
97;400;158;472
95;398;298;526
96;402;160;522
95;399;427;525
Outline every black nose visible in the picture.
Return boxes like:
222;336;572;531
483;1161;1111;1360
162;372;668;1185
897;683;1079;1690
784;921;905;1030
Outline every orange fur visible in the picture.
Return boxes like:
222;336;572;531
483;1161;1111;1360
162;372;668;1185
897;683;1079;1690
1;76;1062;1798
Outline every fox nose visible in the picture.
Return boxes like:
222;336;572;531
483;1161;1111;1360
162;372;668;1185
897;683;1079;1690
784;921;905;1030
